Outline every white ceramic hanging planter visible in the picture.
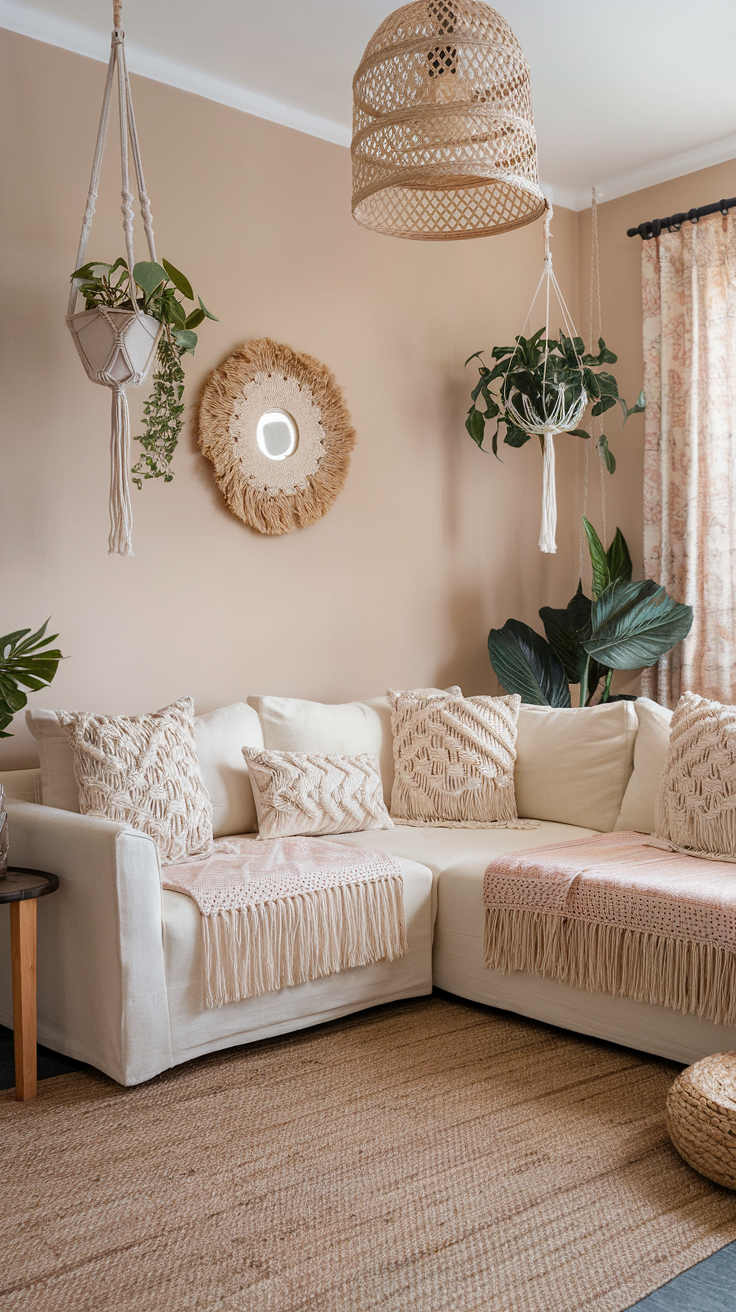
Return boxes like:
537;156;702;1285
66;0;160;556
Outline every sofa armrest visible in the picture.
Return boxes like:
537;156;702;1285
0;799;173;1085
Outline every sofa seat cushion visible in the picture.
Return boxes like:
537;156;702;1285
162;853;434;1064
327;820;596;878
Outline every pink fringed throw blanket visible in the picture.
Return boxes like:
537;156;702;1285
483;831;736;1027
163;836;407;1009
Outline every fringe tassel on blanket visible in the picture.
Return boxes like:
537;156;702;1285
203;876;407;1009
484;907;736;1029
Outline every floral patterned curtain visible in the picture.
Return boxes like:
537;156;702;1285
642;213;736;706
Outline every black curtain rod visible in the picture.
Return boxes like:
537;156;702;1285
627;196;736;239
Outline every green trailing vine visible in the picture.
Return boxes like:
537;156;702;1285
70;256;217;485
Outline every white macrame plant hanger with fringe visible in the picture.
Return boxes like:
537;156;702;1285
507;204;588;553
66;0;159;557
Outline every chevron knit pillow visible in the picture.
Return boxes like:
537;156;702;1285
57;696;214;862
655;691;736;860
389;689;521;825
244;749;393;840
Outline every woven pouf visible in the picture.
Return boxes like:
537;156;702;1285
666;1052;736;1189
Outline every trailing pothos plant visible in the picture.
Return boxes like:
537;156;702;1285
0;621;64;738
487;519;693;708
465;330;645;473
70;256;218;485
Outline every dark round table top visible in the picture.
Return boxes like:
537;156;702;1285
0;867;59;903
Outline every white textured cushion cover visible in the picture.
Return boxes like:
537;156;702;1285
514;701;637;832
655;691;736;858
615;698;673;834
389;690;521;824
244;748;393;840
57;697;214;862
27;701;262;836
250;689;460;808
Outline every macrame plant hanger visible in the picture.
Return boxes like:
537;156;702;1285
66;0;159;557
508;204;588;553
579;187;607;580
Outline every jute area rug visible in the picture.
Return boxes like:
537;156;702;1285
2;995;736;1312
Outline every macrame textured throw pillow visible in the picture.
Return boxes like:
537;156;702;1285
57;697;214;862
389;690;521;825
244;749;393;840
655;691;736;860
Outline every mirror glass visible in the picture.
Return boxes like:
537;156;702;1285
256;409;298;461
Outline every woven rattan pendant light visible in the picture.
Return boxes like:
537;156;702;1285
351;0;545;240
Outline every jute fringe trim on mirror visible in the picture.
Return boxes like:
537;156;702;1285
198;338;356;535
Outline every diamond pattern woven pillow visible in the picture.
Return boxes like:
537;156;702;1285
57;696;214;862
243;749;393;840
389;690;521;824
655;691;736;860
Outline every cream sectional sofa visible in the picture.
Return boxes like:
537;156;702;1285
2;693;735;1087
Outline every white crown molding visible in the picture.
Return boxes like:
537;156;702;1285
571;133;736;212
4;0;736;208
0;0;351;147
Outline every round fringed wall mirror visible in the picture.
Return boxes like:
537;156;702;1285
199;339;356;535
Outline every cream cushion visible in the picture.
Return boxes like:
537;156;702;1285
514;701;637;832
655;691;736;859
57;697;213;863
250;689;460;808
192;703;263;837
27;707;80;811
388;690;521;824
615;698;673;834
244;748;392;839
27;702;262;838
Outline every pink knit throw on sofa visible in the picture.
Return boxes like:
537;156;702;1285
163;835;407;1008
483;831;736;1027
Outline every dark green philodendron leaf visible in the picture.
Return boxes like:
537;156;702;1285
583;517;610;599
584;579;693;669
198;296;218;322
185;307;206;330
465;408;486;449
133;261;168;296
488;619;570;707
620;389;646;425
539;581;592;684
597;433;616;473
172;328;198;354
606;527;632;586
162;258;194;300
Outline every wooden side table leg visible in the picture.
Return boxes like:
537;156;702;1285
10;899;37;1100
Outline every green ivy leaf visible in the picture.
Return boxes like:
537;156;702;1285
162;258;194;300
133;261;168;296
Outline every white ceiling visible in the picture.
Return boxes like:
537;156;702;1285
4;0;736;210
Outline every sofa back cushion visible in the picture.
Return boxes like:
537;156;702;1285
27;701;263;837
250;689;460;809
514;701;637;831
614;698;672;834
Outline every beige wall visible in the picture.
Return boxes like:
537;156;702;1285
1;30;591;768
9;32;726;766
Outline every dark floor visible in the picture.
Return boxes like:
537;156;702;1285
1;1024;734;1308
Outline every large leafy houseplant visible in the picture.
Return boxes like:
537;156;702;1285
465;331;645;474
70;256;217;485
487;520;693;707
0;621;64;738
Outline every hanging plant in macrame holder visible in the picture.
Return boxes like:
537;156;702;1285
66;1;161;556
465;205;644;553
199;339;356;535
